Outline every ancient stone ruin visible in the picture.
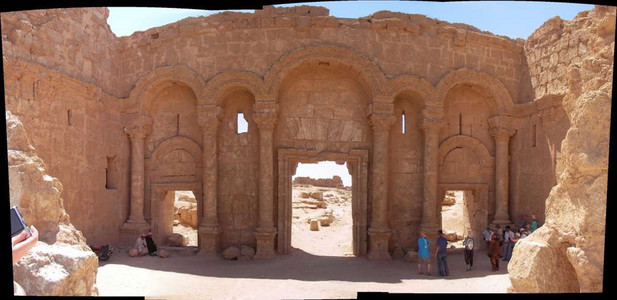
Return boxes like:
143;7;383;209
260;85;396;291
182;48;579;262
7;112;99;296
3;5;612;293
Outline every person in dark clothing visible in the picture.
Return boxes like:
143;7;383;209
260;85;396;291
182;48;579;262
145;232;158;256
434;229;449;277
462;230;474;271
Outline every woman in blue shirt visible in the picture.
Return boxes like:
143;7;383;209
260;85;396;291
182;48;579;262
417;231;432;275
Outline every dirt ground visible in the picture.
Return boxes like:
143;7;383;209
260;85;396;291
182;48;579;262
97;185;512;299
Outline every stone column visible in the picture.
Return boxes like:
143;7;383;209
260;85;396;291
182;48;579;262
121;118;152;233
419;109;444;241
197;104;222;256
489;116;516;225
367;103;396;260
253;101;278;259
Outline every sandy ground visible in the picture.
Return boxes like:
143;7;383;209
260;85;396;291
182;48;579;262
97;185;512;299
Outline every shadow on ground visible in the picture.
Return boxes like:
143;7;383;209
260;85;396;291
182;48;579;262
100;247;509;284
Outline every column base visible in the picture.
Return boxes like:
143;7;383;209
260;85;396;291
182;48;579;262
198;225;221;256
367;229;391;261
254;227;277;260
120;220;150;233
491;218;513;227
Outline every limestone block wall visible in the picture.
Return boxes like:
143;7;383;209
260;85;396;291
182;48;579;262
2;8;129;246
1;8;121;97
508;5;613;292
115;6;527;103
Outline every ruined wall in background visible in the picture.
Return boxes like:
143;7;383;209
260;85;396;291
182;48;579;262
508;6;613;293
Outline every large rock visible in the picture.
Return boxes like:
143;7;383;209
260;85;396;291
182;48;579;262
174;200;198;228
222;247;241;260
508;6;613;293
164;233;187;247
7;111;99;296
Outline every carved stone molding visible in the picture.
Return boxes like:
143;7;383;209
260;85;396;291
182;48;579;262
124;123;151;140
368;114;396;132
488;115;516;140
489;126;516;140
197;105;223;134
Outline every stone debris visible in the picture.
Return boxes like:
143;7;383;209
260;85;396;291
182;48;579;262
222;247;241;260
309;219;320;231
164;233;188;247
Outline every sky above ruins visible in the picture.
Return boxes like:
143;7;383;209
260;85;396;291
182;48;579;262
107;1;594;39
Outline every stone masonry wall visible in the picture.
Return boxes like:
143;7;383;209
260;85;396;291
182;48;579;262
508;6;613;292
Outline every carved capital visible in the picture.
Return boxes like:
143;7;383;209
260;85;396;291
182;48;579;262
368;114;396;131
124;124;151;140
420;118;443;134
253;101;279;129
489;126;516;140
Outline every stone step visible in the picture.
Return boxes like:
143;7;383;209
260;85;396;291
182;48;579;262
160;246;198;256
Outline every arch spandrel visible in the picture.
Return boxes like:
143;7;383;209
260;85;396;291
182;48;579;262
128;65;207;112
388;74;437;106
263;44;389;100
202;71;267;106
434;69;515;114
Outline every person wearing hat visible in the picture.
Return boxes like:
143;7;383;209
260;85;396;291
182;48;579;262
417;231;432;275
487;231;500;271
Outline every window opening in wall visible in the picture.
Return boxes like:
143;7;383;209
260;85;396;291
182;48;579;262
291;161;353;257
531;124;537;148
441;190;470;249
459;113;463;135
67;109;73;126
105;156;118;189
172;190;198;247
237;112;248;134
176;114;180;136
401;111;406;134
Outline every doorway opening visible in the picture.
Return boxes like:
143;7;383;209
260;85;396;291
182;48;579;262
440;190;470;249
172;190;198;247
291;161;353;257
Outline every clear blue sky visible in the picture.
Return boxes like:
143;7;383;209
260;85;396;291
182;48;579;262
107;1;594;39
106;1;594;185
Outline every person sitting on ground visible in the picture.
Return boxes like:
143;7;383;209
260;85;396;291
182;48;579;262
134;234;148;256
145;232;158;256
416;231;432;275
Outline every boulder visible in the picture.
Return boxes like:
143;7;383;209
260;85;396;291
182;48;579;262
157;249;169;258
223;247;241;260
8;111;98;296
128;249;139;257
164;233;187;247
391;247;405;259
299;192;310;198
240;246;255;259
404;250;418;263
444;231;459;242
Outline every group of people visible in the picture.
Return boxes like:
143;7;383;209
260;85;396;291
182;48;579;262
416;229;475;277
134;232;159;256
482;214;539;271
416;214;540;276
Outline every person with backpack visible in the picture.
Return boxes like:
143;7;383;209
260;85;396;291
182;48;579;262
462;230;474;271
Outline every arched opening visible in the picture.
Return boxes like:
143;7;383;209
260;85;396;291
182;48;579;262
172;190;198;247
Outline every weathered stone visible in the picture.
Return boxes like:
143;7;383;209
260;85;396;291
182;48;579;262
164;233;187;247
309;219;320;231
128;249;139;257
157;249;170;258
391;247;405;259
7;112;98;296
222;247;241;260
240;245;255;259
404;250;418;263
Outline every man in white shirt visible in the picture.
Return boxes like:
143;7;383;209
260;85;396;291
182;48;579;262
463;230;474;271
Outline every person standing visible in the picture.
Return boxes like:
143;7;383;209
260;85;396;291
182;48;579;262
487;231;500;271
482;227;492;250
503;226;515;261
417;231;432;275
463;230;474;271
530;215;538;233
434;230;449;277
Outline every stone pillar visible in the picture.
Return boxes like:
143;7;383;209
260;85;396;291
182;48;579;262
367;102;396;260
121;118;152;233
419;108;444;241
489;116;516;226
197;105;222;256
253;101;278;259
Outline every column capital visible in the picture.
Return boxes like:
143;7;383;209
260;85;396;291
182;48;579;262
368;114;396;131
489;126;516;140
488;115;516;140
253;101;279;129
420;118;444;133
124;123;151;140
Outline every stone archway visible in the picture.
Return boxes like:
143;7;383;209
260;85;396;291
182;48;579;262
149;182;202;248
277;149;369;256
